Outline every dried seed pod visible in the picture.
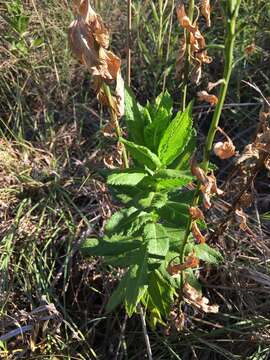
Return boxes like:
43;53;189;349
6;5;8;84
213;141;236;159
201;0;211;27
197;90;218;105
167;251;199;277
189;206;204;220
213;127;236;159
191;222;206;244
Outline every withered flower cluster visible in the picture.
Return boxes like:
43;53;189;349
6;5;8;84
68;0;124;117
176;0;212;85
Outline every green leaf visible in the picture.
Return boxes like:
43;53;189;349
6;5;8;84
120;138;162;170
164;226;186;252
185;269;202;293
106;248;143;267
148;270;174;316
153;169;193;191
105;207;152;236
80;236;142;257
105;207;137;235
106;273;128;312
136;192;168;210
125;254;148;316
157;201;189;227
144;223;169;263
144;107;171;153
158;101;193;166
107;170;148;186
174;129;197;170
124;86;145;144
139;104;152;126
155;90;173;114
186;243;223;264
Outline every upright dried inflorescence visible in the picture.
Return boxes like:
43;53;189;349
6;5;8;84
176;0;212;85
68;0;124;117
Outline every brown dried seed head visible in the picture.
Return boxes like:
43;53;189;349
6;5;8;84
191;222;206;244
167;251;199;277
201;0;211;27
189;207;204;220
197;91;218;106
213;141;236;159
68;0;124;117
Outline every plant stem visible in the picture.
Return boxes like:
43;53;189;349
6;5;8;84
127;0;132;87
102;83;129;169
180;0;242;262
162;0;175;92
202;1;242;171
181;0;195;111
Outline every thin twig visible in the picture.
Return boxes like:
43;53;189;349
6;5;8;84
139;305;153;360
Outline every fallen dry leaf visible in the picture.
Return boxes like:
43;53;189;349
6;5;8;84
183;283;219;313
197;90;218;106
235;208;249;231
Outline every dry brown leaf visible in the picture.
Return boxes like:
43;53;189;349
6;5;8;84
191;158;223;208
201;0;211;27
236;143;260;166
191;61;202;85
197;90;218;105
190;156;208;184
235;208;248;231
191;222;206;244
183;283;219;313
189;206;204;220
176;2;197;32
167;251;199;277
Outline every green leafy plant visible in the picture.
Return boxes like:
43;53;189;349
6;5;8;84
81;88;222;322
78;0;242;326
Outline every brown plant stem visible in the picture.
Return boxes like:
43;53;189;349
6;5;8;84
102;84;129;169
181;0;195;111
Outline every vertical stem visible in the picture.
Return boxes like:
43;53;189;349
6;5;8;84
202;1;241;171
181;0;195;111
102;84;129;169
162;0;175;92
127;0;132;87
180;0;242;265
